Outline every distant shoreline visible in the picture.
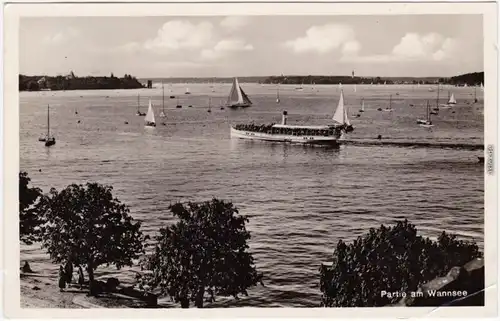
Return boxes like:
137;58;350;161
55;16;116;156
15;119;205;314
19;73;144;92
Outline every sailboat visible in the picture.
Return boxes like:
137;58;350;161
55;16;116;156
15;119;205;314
332;90;353;133
207;97;212;113
431;84;440;114
354;84;357;92
144;99;156;127
441;92;456;108
359;98;365;113
417;100;434;127
480;82;484;91
43;104;56;146
276;85;280;104
176;97;182;108
220;99;225;110
160;83;166;117
473;87;478;103
136;94;146;116
226;77;253;108
384;95;393;111
185;87;191;94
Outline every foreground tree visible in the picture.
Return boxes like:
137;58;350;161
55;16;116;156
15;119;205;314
320;220;482;307
41;183;148;295
138;198;263;308
19;172;45;245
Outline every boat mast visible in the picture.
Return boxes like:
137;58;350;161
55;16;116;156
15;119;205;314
436;83;440;107
47;104;50;138
162;82;165;113
427;100;430;122
389;95;392;109
137;94;140;112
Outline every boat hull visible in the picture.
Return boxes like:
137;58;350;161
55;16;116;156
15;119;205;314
230;127;340;146
228;103;251;108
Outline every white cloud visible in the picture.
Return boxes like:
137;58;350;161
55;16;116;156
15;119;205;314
284;24;357;54
201;38;254;60
342;32;458;63
142;20;214;52
342;40;361;55
43;28;79;44
220;16;251;31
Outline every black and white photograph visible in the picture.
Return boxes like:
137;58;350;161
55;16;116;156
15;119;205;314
3;1;498;318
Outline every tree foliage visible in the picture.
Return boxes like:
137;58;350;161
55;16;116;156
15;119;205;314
138;198;263;308
320;220;482;307
19;172;45;245
41;182;148;292
18;74;144;91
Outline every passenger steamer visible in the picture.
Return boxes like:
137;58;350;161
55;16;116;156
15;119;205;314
230;90;351;146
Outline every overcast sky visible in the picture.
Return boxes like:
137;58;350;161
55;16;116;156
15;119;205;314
20;15;483;78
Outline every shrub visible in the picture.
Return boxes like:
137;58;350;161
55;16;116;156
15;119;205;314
137;198;263;308
320;220;482;307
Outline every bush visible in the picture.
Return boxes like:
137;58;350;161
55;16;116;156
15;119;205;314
320;220;482;307
19;172;45;244
137;198;263;308
41;182;149;295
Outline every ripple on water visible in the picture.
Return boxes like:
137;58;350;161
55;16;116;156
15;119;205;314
20;86;484;307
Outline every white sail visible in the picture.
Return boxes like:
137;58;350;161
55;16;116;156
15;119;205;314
361;99;365;111
145;99;156;124
448;93;457;104
227;77;252;106
354;84;357;92
333;90;350;126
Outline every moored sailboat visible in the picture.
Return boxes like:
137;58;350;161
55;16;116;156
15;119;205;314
384;95;393;112
136;94;146;116
359;98;365;112
276;85;280;104
43;104;56;146
144;99;156;127
160;83;166;117
417;100;434;127
226;77;252;108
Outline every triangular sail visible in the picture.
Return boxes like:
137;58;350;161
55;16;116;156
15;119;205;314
145;99;156;124
333;90;350;126
227;77;252;106
227;78;242;105
240;87;252;105
361;99;365;111
448;93;457;104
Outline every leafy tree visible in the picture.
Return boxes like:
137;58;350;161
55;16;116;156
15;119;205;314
19;172;45;245
320;220;481;307
137;198;263;308
41;182;148;294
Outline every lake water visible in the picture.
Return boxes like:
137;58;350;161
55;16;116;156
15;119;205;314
20;83;484;307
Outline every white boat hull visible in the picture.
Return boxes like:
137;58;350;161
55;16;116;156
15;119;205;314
419;124;434;128
230;127;340;146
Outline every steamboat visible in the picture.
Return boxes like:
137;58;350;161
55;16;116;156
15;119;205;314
230;90;351;146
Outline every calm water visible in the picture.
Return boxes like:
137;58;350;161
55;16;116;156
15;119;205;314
20;84;484;307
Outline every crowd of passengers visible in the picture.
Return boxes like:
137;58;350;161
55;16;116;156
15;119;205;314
234;123;345;137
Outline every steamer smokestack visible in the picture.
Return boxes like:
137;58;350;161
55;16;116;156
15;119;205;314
282;111;288;125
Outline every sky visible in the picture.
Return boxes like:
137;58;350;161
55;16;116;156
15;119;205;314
20;15;484;78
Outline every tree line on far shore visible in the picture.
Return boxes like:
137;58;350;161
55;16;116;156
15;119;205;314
19;72;144;92
19;171;482;308
262;72;485;86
